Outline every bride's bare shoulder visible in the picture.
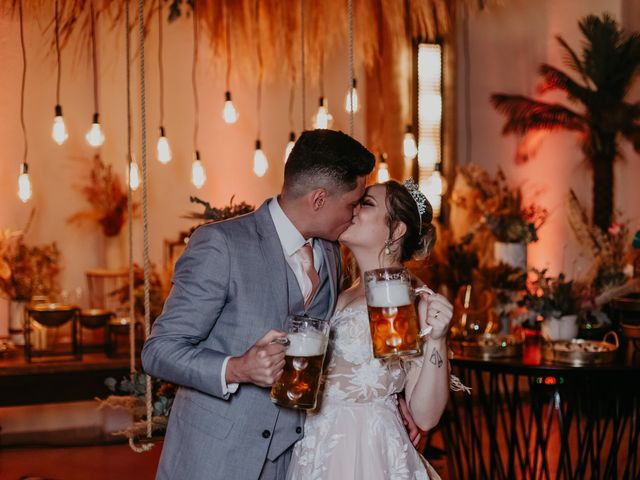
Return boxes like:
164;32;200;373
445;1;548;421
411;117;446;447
335;283;366;311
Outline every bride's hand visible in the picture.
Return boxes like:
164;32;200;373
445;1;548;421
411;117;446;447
417;290;453;341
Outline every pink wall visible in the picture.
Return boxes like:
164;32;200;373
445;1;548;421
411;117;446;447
457;0;640;277
0;8;366;334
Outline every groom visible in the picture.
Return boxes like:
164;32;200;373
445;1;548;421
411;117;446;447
142;129;375;479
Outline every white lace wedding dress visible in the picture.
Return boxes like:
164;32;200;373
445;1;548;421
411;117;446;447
287;307;441;480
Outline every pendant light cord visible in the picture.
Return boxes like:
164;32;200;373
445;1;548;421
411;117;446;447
300;0;306;130
192;3;199;147
19;0;27;164
90;0;99;114
347;0;354;136
55;0;61;105
225;0;232;91
158;0;165;126
255;0;263;139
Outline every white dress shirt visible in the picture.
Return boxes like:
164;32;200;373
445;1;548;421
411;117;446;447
221;197;323;395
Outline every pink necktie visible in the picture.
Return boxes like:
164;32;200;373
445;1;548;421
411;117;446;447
296;243;320;309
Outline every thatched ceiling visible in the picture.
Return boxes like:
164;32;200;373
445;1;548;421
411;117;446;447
2;0;499;84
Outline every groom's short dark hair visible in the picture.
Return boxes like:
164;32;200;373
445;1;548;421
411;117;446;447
283;129;374;198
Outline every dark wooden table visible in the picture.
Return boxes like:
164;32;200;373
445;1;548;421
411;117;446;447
442;342;640;480
0;350;131;407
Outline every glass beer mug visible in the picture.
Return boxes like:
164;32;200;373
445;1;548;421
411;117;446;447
364;267;430;359
270;315;330;410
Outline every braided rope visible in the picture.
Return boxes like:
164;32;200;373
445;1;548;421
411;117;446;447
138;0;153;445
125;0;136;380
347;0;354;136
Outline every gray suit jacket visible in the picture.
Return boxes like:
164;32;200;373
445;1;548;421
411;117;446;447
142;201;340;479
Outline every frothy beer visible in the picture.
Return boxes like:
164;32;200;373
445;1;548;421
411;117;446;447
270;331;328;410
366;280;421;359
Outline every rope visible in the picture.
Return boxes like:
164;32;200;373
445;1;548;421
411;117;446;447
138;0;153;443
347;0;354;136
125;0;135;380
300;0;305;130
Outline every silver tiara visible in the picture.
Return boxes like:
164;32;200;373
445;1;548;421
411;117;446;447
403;178;427;216
403;178;427;234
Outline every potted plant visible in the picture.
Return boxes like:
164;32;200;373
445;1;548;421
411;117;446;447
491;13;640;232
456;164;548;270
0;227;62;344
525;270;581;340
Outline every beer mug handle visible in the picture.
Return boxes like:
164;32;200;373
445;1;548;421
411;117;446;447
414;286;435;296
414;286;434;338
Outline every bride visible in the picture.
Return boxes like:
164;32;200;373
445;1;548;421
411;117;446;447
286;179;454;480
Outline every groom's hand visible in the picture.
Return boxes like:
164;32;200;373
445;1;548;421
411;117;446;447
226;330;288;387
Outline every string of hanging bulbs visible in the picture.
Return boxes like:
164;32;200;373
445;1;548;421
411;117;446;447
14;1;431;203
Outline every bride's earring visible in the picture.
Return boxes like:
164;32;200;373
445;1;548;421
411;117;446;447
384;240;392;255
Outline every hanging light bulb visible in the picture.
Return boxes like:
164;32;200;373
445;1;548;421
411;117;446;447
253;139;269;177
85;113;105;147
313;97;334;129
157;126;172;164
403;125;418;159
128;156;140;191
17;162;32;203
51;104;68;145
191;150;206;188
345;79;359;113
377;154;390;183
284;131;296;163
222;91;239;124
422;164;446;218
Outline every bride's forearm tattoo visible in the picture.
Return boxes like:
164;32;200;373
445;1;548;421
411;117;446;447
429;348;443;368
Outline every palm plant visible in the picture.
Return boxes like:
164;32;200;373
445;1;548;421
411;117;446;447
491;14;640;232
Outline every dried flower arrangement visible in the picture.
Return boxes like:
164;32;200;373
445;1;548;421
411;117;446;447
522;269;582;319
453;164;548;244
566;190;632;291
0;218;62;301
68;155;139;237
109;263;166;323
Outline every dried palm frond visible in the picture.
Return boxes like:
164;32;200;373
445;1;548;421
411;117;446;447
1;0;502;86
565;189;600;258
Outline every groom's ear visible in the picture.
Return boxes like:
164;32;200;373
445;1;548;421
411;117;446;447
310;188;327;211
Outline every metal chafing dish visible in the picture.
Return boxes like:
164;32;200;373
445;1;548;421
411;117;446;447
451;333;524;360
28;303;77;327
79;308;114;329
542;331;618;366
